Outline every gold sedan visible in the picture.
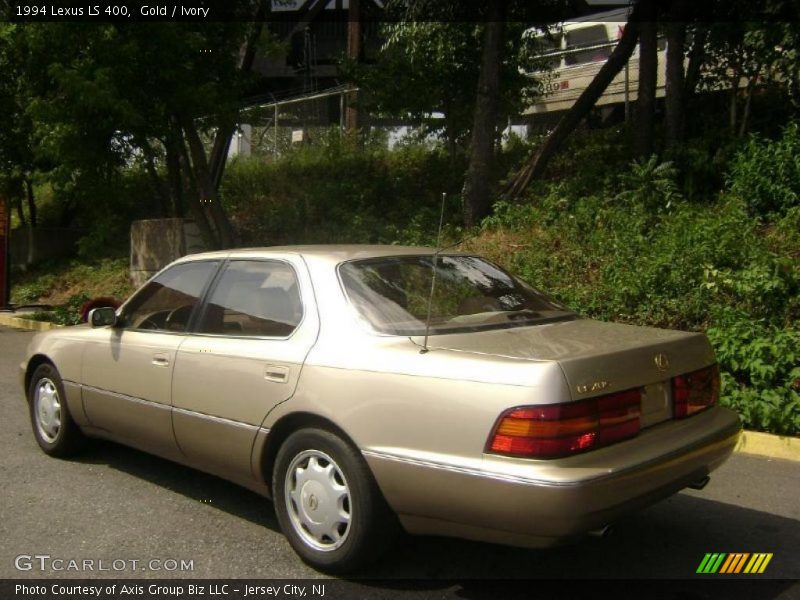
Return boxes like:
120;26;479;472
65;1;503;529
20;246;741;572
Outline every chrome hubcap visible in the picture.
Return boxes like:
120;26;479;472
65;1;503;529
285;450;351;551
35;378;61;443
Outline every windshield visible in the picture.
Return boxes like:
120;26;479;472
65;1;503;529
339;255;575;335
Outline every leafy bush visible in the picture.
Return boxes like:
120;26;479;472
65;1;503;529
28;293;91;326
12;276;56;304
221;133;466;246
727;121;800;218
708;310;800;435
616;156;682;214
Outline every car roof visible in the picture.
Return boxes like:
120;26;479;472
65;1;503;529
176;244;471;265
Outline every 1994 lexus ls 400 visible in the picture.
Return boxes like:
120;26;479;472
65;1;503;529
21;246;741;572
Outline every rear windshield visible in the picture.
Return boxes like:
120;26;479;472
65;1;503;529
339;255;575;335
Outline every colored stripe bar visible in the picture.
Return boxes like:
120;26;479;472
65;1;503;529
733;553;750;573
710;553;726;574
697;554;714;574
758;554;773;574
719;554;736;574
744;554;760;574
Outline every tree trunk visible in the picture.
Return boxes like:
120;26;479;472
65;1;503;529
173;122;219;250
634;5;658;159
462;8;506;227
183;119;236;248
444;98;458;164
505;3;644;200
23;177;37;228
665;1;688;152
345;0;362;133
207;8;267;191
165;135;184;217
738;70;758;137
139;138;171;217
729;67;740;133
14;195;26;227
684;25;707;97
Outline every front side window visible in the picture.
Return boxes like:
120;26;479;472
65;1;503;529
339;255;575;336
196;260;303;337
120;261;219;332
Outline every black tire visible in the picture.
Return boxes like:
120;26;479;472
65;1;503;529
272;427;399;573
28;363;86;457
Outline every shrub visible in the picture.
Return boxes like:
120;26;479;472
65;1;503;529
727;121;800;219
220;134;466;247
708;310;800;435
616;155;682;214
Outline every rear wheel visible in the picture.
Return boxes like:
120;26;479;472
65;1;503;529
28;363;85;457
273;428;398;573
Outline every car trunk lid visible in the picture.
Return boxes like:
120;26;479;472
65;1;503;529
411;318;716;427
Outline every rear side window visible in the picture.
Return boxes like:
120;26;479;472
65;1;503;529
565;25;611;66
197;260;303;337
121;261;219;332
339;255;574;335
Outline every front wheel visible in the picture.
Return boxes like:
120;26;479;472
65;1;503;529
272;428;398;573
28;363;86;457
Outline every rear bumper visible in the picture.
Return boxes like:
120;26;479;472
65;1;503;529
365;406;741;547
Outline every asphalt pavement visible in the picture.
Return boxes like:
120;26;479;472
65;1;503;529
1;326;798;589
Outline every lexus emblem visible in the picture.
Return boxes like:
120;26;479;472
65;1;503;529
654;353;670;371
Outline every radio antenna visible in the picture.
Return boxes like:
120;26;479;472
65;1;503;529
420;193;447;354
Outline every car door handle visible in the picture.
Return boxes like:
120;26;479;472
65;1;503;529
264;365;289;383
152;353;170;367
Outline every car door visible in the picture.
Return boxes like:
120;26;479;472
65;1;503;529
81;260;220;460
171;257;319;482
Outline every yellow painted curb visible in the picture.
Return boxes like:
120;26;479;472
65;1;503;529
0;313;63;331
736;430;800;462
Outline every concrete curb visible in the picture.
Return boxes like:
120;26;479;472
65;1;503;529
735;430;800;462
1;312;799;461
0;313;63;331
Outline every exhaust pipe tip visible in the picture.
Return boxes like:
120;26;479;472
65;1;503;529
689;475;711;490
588;525;613;538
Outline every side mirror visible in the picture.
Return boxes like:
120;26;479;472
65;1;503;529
88;307;117;328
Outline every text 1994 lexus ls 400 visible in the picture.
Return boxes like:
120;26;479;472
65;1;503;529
21;246;741;572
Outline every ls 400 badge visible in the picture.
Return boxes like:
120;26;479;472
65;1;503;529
576;380;609;394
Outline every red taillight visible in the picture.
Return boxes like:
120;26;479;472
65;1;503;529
487;389;641;459
597;388;642;445
673;364;719;418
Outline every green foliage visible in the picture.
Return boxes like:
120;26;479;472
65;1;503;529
10;257;133;306
0;20;261;232
616;156;682;214
221;135;466;246
50;293;92;326
12;277;56;304
727;121;800;218
346;18;551;148
72;169;155;259
708;311;800;435
27;294;91;326
700;17;800;110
